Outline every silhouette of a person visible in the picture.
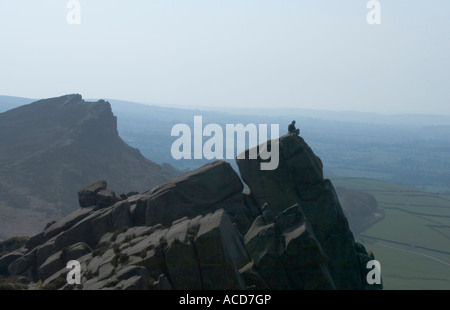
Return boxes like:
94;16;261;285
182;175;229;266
288;120;299;135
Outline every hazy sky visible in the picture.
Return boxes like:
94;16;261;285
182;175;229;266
1;1;449;115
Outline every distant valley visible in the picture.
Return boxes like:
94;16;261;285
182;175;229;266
104;99;450;193
3;95;450;195
332;177;450;289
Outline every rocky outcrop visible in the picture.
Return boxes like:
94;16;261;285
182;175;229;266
0;94;178;240
236;134;376;289
139;161;255;232
244;203;335;289
0;134;381;290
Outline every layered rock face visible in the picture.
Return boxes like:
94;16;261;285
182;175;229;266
0;134;381;290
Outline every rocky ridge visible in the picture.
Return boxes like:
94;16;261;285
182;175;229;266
0;134;382;290
0;94;176;240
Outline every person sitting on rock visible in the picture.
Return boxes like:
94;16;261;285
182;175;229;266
288;120;300;135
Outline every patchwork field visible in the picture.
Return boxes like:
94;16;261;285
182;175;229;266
332;177;450;290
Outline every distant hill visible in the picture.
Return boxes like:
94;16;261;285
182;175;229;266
178;105;450;127
5;95;450;127
3;96;450;192
335;186;384;234
104;98;450;127
0;94;177;240
0;95;35;113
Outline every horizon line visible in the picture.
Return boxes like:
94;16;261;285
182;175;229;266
1;93;450;118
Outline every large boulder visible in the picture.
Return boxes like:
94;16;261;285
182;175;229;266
194;210;250;290
43;207;96;240
142;161;253;232
111;201;133;230
8;248;37;279
274;204;335;289
38;242;91;281
122;227;168;281
0;250;26;276
236;134;323;215
25;233;44;251
96;189;119;209
237;134;374;290
244;203;335;289
53;207;112;250
36;238;57;267
78;180;107;208
244;215;290;289
163;216;202;290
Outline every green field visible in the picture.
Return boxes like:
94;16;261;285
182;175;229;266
331;177;450;290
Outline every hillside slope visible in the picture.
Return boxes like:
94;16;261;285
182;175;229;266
0;94;176;240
